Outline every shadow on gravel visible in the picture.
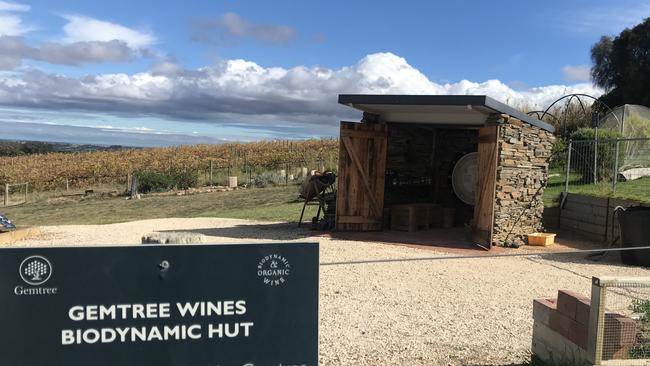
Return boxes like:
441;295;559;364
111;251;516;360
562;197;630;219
160;222;314;241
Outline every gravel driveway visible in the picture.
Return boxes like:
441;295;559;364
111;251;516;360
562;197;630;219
10;218;650;365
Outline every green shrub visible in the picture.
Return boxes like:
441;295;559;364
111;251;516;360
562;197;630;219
253;171;283;188
550;139;567;170
569;128;625;183
169;168;198;190
135;171;173;193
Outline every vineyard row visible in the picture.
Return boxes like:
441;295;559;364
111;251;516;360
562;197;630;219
0;139;340;191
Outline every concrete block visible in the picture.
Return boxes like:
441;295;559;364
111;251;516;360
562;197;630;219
567;321;588;350
533;298;557;326
532;321;590;366
557;290;589;320
549;309;572;337
605;313;637;346
575;297;591;326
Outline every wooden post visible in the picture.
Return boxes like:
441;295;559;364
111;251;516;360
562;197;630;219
127;173;131;192
209;160;213;186
65;179;69;191
4;183;8;207
24;182;28;204
130;175;138;198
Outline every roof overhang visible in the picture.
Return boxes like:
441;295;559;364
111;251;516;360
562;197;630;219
338;94;555;133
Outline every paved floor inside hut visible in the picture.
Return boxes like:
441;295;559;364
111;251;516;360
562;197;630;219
8;217;648;365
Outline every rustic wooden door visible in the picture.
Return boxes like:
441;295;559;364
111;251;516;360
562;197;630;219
472;124;500;248
336;121;388;231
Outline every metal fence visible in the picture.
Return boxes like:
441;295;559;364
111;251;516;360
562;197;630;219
1;158;336;205
589;277;650;365
564;138;650;199
1;182;28;207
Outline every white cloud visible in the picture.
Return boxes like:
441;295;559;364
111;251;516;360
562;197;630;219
62;14;156;48
0;1;32;36
192;12;297;45
0;1;29;12
562;64;591;82
0;52;603;137
0;36;141;69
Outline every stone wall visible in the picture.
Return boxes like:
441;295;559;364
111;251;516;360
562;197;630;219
492;115;555;246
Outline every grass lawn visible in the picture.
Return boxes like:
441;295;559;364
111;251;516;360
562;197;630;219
6;171;646;227
3;185;319;226
544;170;650;207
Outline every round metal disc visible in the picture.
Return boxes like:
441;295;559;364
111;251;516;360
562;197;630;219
451;152;477;205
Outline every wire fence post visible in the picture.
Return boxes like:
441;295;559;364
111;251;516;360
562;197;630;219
25;182;28;204
612;138;620;191
209;160;213;186
587;277;605;365
4;183;8;207
564;140;572;193
593;127;599;184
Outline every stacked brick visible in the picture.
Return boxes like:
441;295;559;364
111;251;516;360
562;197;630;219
490;114;555;246
533;290;637;362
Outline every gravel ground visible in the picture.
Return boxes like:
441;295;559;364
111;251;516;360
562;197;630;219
9;218;650;365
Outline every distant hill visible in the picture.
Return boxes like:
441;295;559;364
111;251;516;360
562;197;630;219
0;139;131;156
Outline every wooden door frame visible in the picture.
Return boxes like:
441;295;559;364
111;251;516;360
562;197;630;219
335;122;388;231
472;124;500;248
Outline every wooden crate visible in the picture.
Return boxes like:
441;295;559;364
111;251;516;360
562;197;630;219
390;203;442;232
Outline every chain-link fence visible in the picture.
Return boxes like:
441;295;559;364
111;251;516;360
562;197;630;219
590;277;650;365
564;138;650;201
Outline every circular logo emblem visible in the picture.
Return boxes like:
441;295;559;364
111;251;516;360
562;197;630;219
257;254;290;286
19;256;53;286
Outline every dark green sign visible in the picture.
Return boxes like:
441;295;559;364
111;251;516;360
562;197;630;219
0;243;319;365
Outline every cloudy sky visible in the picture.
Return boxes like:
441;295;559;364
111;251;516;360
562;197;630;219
0;0;647;146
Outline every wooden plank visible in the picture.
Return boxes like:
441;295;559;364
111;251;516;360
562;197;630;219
564;200;609;212
561;209;608;224
566;193;609;207
342;136;381;217
335;122;388;231
472;125;499;248
337;216;382;224
341;128;388;139
560;217;608;239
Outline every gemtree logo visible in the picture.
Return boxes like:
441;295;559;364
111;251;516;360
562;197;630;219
19;256;53;286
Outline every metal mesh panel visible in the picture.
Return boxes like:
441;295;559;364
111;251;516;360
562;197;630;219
2;182;28;207
565;138;650;200
597;279;650;365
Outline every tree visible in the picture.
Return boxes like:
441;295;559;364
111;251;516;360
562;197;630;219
21;141;53;155
0;142;23;156
591;18;650;108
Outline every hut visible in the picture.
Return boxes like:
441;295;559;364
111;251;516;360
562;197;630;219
335;94;556;248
